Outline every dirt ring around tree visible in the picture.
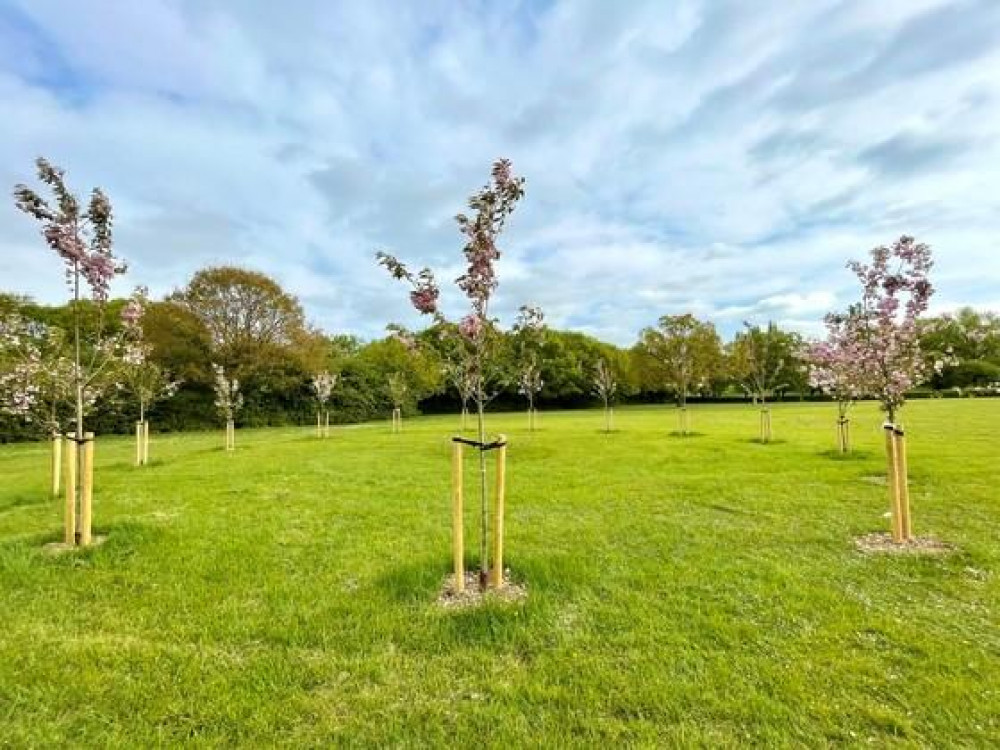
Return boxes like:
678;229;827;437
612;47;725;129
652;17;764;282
436;571;528;609
854;532;955;556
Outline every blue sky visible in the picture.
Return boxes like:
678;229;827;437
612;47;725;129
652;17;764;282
1;0;998;343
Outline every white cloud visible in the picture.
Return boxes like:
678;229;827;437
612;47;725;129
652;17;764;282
1;0;999;345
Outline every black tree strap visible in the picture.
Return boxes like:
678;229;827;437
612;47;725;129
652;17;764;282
452;436;507;451
65;434;95;444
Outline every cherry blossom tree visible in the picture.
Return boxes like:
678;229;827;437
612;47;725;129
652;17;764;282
311;370;337;437
593;358;618;433
845;235;934;424
842;236;934;543
13;158;128;543
512;304;546;431
212;363;243;451
0;313;75;436
376;158;525;586
804;313;869;453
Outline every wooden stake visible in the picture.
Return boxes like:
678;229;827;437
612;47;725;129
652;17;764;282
324;411;330;438
884;423;903;543
135;421;143;466
80;432;94;546
490;437;507;589
451;440;464;593
843;418;850;454
63;433;76;545
895;428;912;541
51;433;62;497
226;419;235;451
759;408;771;443
316;411;321;437
143;421;150;464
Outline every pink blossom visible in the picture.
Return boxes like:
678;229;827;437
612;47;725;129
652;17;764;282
458;314;482;340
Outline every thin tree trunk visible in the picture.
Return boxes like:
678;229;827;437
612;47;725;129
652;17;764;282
477;396;488;585
72;262;84;543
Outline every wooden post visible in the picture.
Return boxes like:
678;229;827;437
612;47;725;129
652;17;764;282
63;433;76;545
143;421;150;464
451;440;464;593
226;419;235;451
80;432;94;546
324;411;330;438
135;421;143;465
316;412;321;437
843;418;850;454
51;433;62;497
894;427;912;541
490;436;507;588
884;423;903;542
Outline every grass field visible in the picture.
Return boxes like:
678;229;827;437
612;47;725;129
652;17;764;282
1;400;998;746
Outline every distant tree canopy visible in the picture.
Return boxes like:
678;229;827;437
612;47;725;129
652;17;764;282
2;267;997;440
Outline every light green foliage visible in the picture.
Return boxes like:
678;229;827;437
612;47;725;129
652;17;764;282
0;400;997;745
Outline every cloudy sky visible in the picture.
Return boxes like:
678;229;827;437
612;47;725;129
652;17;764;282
1;0;998;343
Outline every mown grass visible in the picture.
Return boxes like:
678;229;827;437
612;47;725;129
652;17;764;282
1;400;998;747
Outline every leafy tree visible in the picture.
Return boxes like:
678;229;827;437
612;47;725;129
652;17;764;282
636;313;722;434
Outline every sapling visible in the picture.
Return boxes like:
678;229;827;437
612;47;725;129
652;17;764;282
730;321;788;443
842;236;934;541
638;314;721;435
212;363;243;451
14;158;129;544
387;372;408;433
593;358;618;433
0;313;75;493
311;370;336;437
377;158;525;587
804;316;869;453
120;288;180;464
513;305;545;431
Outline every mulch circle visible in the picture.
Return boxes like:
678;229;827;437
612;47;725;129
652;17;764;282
854;532;955;556
436;570;528;609
42;536;108;554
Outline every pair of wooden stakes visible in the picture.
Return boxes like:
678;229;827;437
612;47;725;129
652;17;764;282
50;432;96;546
758;408;773;443
884;423;913;543
135;420;150;465
315;411;331;438
450;434;508;592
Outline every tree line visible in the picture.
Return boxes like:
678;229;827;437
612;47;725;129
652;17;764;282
3;265;997;441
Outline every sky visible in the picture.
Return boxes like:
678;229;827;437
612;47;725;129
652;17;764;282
1;0;998;344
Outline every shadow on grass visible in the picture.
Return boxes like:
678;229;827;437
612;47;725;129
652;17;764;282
667;431;705;438
743;438;788;445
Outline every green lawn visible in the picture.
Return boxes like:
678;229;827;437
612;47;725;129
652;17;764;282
1;401;998;747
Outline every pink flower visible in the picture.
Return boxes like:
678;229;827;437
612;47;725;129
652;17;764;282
458;314;482;340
